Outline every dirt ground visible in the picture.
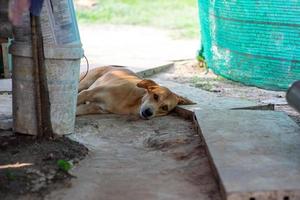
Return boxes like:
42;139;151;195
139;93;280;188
153;60;300;125
0;132;88;200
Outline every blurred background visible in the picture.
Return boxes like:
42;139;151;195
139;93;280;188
75;0;199;39
72;0;201;71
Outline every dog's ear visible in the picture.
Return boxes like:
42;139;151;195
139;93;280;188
137;79;158;89
176;94;196;105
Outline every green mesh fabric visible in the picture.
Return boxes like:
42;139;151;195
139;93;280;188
198;0;300;91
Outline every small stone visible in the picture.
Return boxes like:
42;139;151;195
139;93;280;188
43;153;55;161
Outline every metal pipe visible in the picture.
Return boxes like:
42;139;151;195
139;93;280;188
30;14;54;139
30;14;43;137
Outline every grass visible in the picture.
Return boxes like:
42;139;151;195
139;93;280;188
76;0;200;39
57;159;72;172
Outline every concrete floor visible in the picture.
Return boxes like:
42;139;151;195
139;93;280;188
2;64;300;199
46;114;221;200
0;78;222;200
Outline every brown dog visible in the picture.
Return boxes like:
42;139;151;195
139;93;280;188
76;66;194;119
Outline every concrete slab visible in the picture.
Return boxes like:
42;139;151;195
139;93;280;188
153;79;258;110
134;62;174;78
195;109;300;200
0;79;12;92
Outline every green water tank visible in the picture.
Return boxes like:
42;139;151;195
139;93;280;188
198;0;300;90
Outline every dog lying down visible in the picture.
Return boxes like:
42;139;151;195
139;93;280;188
76;66;194;119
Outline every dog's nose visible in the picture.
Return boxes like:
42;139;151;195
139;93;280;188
142;108;153;118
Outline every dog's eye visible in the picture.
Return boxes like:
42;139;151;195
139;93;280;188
161;105;168;111
153;94;159;101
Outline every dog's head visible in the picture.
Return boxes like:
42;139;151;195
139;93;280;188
137;79;194;119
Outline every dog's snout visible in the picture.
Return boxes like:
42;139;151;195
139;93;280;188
142;108;153;118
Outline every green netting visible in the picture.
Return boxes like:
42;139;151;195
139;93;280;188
198;0;300;91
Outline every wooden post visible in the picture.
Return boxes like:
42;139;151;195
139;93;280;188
30;14;54;139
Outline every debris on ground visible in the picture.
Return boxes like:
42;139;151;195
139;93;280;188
0;132;88;200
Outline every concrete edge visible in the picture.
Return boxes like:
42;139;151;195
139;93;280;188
135;62;174;78
230;104;275;111
174;106;227;200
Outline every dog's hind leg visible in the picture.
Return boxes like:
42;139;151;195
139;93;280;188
76;103;108;116
77;87;101;105
78;66;112;93
77;89;90;105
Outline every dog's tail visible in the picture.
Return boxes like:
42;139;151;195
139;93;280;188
78;66;113;93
